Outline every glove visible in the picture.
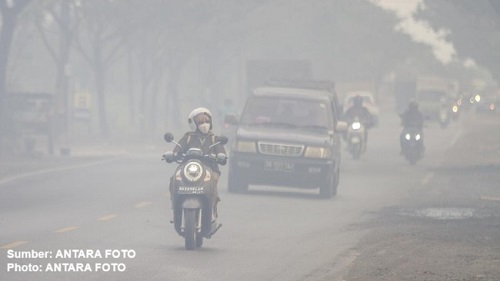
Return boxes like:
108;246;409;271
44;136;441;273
162;151;175;163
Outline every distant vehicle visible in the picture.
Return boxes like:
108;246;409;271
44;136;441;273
343;91;380;126
415;77;458;122
400;127;424;165
475;96;497;114
226;81;347;198
346;116;366;160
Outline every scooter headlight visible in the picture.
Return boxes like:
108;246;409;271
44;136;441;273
405;133;411;140
351;122;361;130
415;134;421;141
183;162;204;182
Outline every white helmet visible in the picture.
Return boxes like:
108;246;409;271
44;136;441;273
188;107;213;131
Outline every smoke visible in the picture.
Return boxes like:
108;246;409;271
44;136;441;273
369;0;456;64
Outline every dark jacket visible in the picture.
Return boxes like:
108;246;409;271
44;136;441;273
401;109;424;129
344;105;374;128
173;131;226;174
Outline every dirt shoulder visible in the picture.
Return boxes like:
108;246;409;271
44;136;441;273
342;112;500;281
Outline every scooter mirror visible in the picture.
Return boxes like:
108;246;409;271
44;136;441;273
217;135;228;145
164;132;174;143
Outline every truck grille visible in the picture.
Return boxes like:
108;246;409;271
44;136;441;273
258;142;304;157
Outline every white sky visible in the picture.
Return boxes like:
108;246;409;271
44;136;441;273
369;0;457;64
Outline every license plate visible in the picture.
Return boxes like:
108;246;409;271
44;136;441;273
264;160;294;172
177;186;205;194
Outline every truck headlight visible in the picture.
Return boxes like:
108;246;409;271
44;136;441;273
304;147;331;158
235;140;256;153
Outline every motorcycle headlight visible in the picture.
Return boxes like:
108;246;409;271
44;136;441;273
405;133;411;140
415;134;421;141
235;140;256;153
304;146;331;158
351;122;361;130
183;162;203;182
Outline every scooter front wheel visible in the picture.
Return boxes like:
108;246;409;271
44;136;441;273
184;209;197;250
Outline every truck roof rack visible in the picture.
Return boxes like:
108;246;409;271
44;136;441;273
263;79;336;92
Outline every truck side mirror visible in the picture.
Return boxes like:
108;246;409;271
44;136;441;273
335;121;348;133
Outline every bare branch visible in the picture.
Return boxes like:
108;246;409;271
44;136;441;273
34;19;60;65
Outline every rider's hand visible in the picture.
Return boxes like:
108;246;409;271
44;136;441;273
162;151;176;163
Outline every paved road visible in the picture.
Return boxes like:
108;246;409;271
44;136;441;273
0;109;488;281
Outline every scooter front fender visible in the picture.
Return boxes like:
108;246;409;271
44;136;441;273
182;197;203;209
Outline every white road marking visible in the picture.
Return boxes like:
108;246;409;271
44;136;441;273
0;157;122;187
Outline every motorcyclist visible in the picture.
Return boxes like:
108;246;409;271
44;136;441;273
343;95;374;145
168;107;227;221
400;101;425;153
401;100;424;130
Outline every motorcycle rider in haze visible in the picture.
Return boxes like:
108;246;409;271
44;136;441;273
168;107;227;221
343;95;374;143
400;101;425;153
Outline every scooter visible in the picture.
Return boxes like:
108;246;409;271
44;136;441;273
162;133;228;250
347;117;365;160
439;107;450;129
400;127;424;165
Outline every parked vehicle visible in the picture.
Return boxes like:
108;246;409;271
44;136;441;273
162;133;228;250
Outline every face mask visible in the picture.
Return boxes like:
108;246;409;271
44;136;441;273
198;123;210;134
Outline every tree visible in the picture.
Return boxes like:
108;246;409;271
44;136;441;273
0;0;32;155
73;0;126;137
33;0;79;140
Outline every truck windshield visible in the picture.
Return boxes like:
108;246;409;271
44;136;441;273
418;90;445;101
240;96;331;130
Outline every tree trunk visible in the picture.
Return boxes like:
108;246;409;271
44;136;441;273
95;66;109;137
166;66;181;132
0;11;18;156
55;0;72;137
127;50;136;129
